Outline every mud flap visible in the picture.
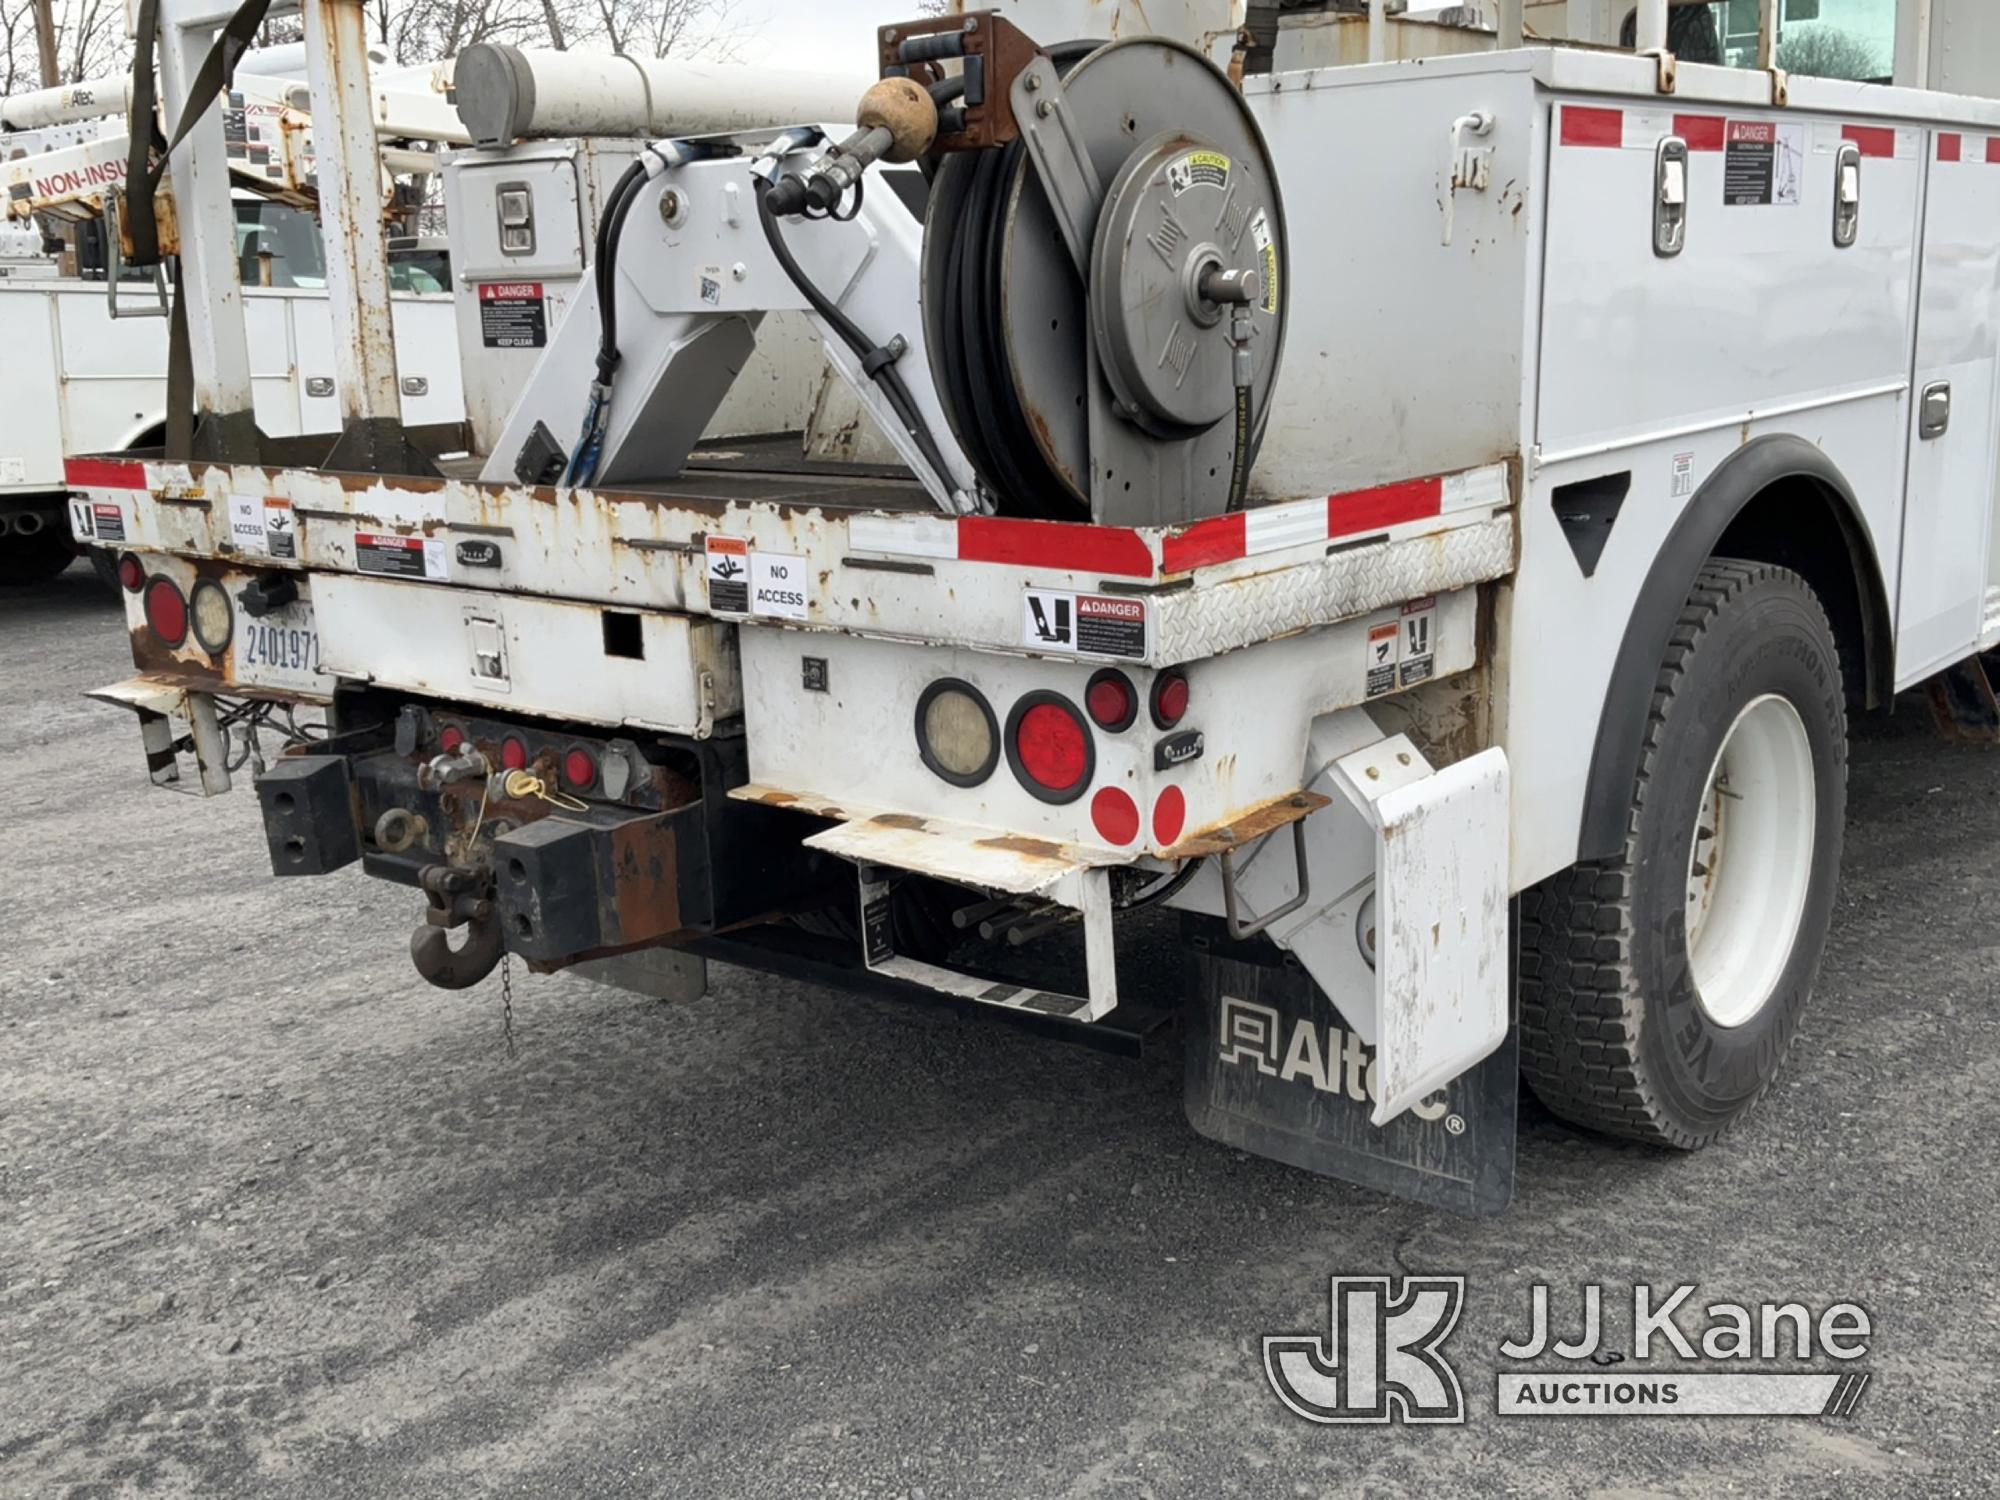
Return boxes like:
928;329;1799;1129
1184;920;1517;1216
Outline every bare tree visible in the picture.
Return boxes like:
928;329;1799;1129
1778;26;1887;83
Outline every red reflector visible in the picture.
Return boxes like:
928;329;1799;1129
1090;786;1140;846
501;737;528;771
1015;702;1089;793
440;726;465;753
142;576;187;646
116;553;145;592
563;747;598;791
1085;672;1135;731
1153;785;1187;846
1152;672;1190;728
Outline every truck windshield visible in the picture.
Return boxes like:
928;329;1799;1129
234;200;328;288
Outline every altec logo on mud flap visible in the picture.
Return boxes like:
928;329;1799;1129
1217;996;1451;1123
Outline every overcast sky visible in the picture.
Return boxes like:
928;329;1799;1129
740;0;910;72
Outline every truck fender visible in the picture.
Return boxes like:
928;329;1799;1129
1576;434;1892;863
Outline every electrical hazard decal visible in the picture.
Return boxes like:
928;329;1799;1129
1724;120;1805;206
1023;589;1147;659
478;282;548;348
705;535;749;613
355;532;448;580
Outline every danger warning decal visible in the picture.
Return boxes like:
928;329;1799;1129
478;282;547;349
705;535;749;613
90;502;126;543
1023;589;1147;659
1723;120;1805;206
355;532;448;580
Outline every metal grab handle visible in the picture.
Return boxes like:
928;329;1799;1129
102;194;170;320
1218;817;1311;941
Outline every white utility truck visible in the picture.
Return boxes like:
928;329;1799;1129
70;0;2000;1212
0;67;465;584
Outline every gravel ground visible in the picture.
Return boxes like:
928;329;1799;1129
2;559;1996;1499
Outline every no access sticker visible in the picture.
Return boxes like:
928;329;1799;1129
750;551;810;621
227;494;296;558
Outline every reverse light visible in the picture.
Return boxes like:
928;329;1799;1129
189;579;233;655
915;679;999;787
1085;669;1137;732
142;576;187;647
116;552;145;592
562;746;598;791
1007;692;1093;803
1150;670;1190;729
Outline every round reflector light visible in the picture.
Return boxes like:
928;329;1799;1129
563;747;598;791
1153;785;1187;846
1151;670;1191;729
501;737;529;772
915;679;999;786
142;576;187;647
1007;692;1093;803
189;579;234;655
1085;669;1137;732
1090;786;1140;845
440;726;465;753
116;553;145;592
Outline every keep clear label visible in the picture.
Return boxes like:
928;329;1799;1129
1400;596;1437;688
478;281;547;348
750;551;810;621
227;494;295;558
1724;120;1806;206
1023;589;1148;658
355;532;447;580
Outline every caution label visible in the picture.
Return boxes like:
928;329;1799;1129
478;281;548;348
1022;589;1147;659
1365;621;1399;699
1250;208;1279;316
705;535;749;613
355;531;447;580
1168;149;1232;196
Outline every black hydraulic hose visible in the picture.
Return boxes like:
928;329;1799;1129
1225;383;1253;514
593;158;649;384
754;176;960;501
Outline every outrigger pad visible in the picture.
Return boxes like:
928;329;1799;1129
1185;937;1516;1216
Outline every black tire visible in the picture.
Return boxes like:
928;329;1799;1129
88;546;123;591
1519;560;1847;1148
0;530;77;587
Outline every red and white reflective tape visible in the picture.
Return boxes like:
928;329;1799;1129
1161;464;1508;576
1558;103;1926;161
847;463;1508;580
1936;133;2000;164
65;457;148;492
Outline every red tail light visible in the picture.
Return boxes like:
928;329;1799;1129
1085;669;1137;731
501;737;529;771
142;576;187;646
440;726;466;753
1150;670;1190;729
562;746;598;791
116;553;145;592
1152;785;1187;846
1007;693;1092;803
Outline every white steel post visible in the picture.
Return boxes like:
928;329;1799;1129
1368;0;1388;62
153;0;258;440
302;0;408;458
1894;0;1934;88
1634;0;1668;52
1497;0;1524;49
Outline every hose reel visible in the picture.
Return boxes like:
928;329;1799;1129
917;28;1289;526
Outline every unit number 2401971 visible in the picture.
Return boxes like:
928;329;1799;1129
237;602;322;686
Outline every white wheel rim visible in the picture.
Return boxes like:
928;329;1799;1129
1684;693;1816;1028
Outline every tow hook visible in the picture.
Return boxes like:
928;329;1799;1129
409;863;503;989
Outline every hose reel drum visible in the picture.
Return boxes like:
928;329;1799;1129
918;33;1289;527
